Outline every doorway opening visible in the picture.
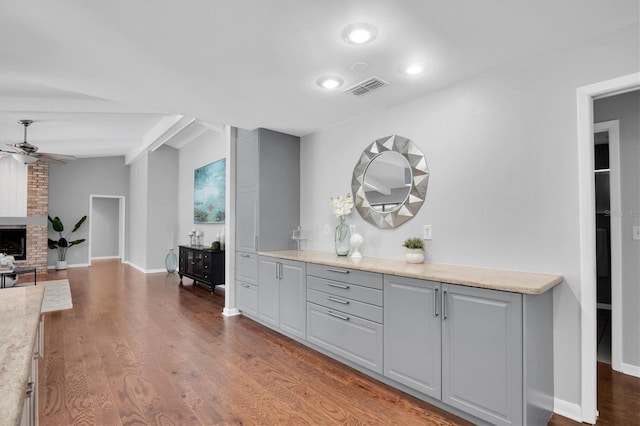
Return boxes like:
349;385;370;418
577;73;639;424
593;120;621;367
89;195;126;264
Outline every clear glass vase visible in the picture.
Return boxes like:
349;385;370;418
165;248;178;273
335;216;350;256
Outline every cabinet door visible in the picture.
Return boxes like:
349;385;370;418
258;257;279;328
236;190;257;252
384;276;441;399
237;281;258;317
236;130;259;191
193;251;204;277
441;284;523;425
279;259;306;339
185;249;195;275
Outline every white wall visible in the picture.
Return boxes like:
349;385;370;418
177;130;226;249
91;197;120;258
49;157;129;266
300;23;639;407
594;90;640;368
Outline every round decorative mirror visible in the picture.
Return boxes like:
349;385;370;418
351;135;429;229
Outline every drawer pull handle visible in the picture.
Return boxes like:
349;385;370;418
327;268;350;274
240;283;250;288
327;282;349;289
327;296;349;305
327;311;350;321
240;254;251;258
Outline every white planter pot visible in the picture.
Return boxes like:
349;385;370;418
405;248;424;264
56;260;68;270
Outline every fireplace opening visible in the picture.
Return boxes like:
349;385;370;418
0;227;27;260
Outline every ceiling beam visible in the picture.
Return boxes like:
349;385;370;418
125;115;195;165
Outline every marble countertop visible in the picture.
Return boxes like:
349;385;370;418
0;286;44;426
258;250;563;295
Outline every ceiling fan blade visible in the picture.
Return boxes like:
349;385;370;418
38;152;77;161
34;154;66;164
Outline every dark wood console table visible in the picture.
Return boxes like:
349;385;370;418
178;245;225;293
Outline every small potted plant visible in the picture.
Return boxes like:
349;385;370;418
402;237;425;264
48;215;87;270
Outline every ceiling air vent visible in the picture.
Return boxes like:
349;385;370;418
344;77;389;96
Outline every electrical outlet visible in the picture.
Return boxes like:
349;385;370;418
633;225;640;241
423;225;432;240
350;224;356;234
323;224;330;236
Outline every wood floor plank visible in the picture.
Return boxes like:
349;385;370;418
37;260;640;425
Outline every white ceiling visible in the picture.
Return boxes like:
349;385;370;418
0;0;637;160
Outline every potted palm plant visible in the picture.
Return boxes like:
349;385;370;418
402;237;425;264
48;215;87;270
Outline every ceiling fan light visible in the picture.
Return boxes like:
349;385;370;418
11;153;38;164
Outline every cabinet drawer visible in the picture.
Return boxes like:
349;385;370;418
307;263;382;290
237;281;258;317
236;252;258;285
307;275;382;306
307;288;382;324
306;302;383;374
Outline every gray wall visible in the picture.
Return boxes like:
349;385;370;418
128;152;148;268
178;130;226;248
594;90;640;368
146;145;179;270
48;157;128;266
91;197;120;258
299;23;638;407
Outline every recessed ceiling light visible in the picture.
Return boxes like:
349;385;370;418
401;64;425;76
316;76;343;89
342;23;378;45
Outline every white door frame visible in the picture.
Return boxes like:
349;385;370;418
88;194;126;265
593;120;623;373
577;72;639;424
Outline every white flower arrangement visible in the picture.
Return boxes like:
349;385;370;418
330;193;354;218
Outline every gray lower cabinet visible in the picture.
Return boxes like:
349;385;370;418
384;276;441;399
384;275;542;426
257;256;306;340
441;283;523;426
306;302;383;374
306;264;384;374
236;252;258;317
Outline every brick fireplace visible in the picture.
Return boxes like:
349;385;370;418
12;162;49;273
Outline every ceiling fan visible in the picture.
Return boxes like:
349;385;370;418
0;119;77;164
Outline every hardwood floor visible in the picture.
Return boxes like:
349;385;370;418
36;260;640;425
38;260;470;425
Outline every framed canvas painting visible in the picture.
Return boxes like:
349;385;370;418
194;158;226;224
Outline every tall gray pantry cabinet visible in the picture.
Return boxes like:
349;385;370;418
235;128;300;317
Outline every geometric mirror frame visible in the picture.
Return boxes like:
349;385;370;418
351;135;429;229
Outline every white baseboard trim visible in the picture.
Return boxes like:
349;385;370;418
622;362;640;378
554;398;582;423
222;307;241;317
123;261;167;274
91;256;121;260
47;263;91;270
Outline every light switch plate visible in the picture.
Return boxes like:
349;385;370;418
633;225;640;241
323;224;330;236
423;225;432;240
350;225;356;234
